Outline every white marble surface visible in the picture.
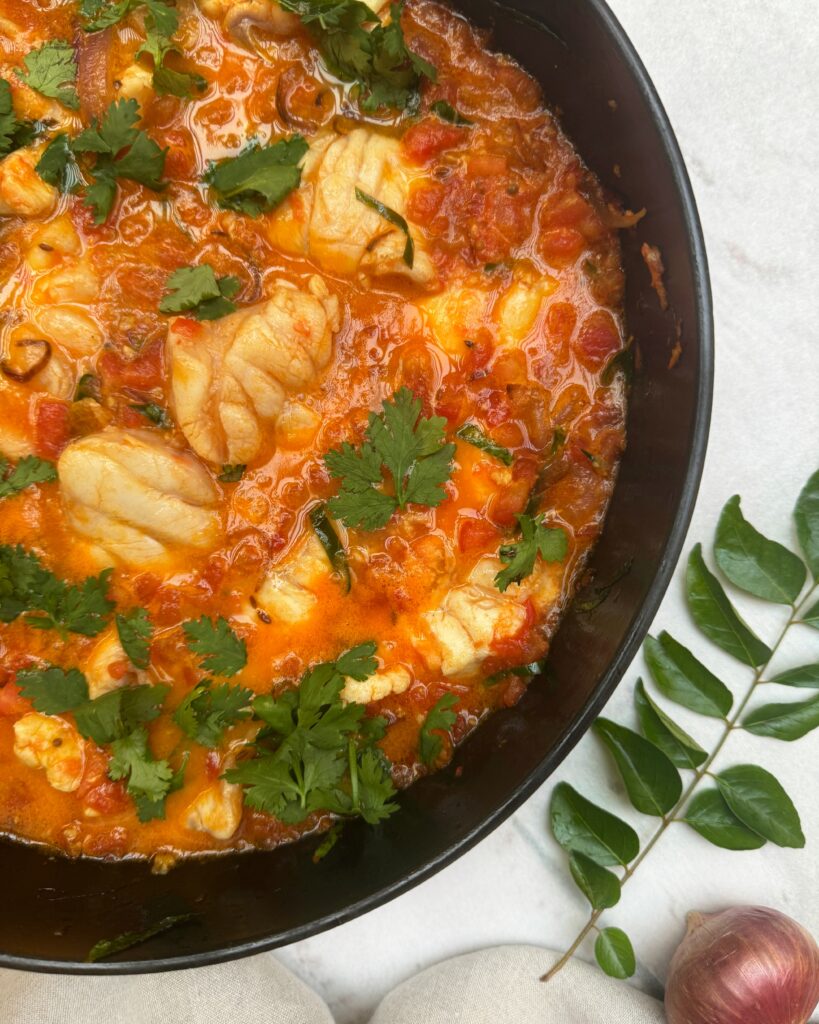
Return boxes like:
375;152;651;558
275;2;819;1020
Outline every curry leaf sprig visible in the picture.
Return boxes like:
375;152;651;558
324;387;456;531
36;98;166;223
226;643;399;826
0;544;114;636
279;0;436;113
543;468;819;984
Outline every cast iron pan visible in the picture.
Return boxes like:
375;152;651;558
0;0;713;971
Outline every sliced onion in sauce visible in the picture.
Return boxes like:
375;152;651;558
76;28;112;119
1;339;52;383
276;67;335;132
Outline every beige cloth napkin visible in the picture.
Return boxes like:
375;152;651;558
0;946;666;1022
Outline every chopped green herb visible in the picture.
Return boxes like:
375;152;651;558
419;692;458;765
309;502;351;592
456;423;514;466
73;683;170;746
0;80;41;158
16;666;89;715
312;822;343;863
0;455;57;500
485;658;548;686
218;464;246;483
354;187;414;268
204;135;307;217
159;265;240;321
15;40;79;110
115;608;152;670
86;914;195;964
430;99;472;125
226;643;397;825
35;133;83;192
75;373;102;402
325;387;456;531
71;98;167;222
495;514;569;593
109;726;186;821
183;615;247;678
0;544;114;636
279;0;435;112
174;679;253;748
129;403;172;429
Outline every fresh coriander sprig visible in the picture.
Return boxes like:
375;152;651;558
115;608;153;670
15;40;79;110
174;679;253;748
324;387;456;531
183;615;247;678
0;455;57;500
279;0;436;113
495;513;568;592
159;265;240;321
226;642;398;825
203;136;307;217
36;99;166;223
0;544;114;636
542;469;819;984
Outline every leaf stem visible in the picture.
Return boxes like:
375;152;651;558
541;580;818;983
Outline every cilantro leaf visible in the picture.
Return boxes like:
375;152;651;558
355;188;413;267
16;666;89;715
159;265;240;320
280;0;435;112
218;464;246;483
35;133;83;192
109;726;181;822
15;40;79;111
309;502;350;592
74;683;169;745
183;616;247;677
174;680;253;747
226;643;397;824
494;514;569;593
72;99;166;222
203;135;308;217
0;545;114;636
81;0;177;36
325;388;455;530
0;80;43;159
430;100;473;126
456;423;514;466
419;692;458;765
129;402;172;428
0;455;57;500
115;608;152;670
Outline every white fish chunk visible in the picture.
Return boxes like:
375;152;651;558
254;531;331;625
268;128;438;287
185;779;243;840
0;147;57;218
342;666;412;705
58;428;222;567
167;277;338;466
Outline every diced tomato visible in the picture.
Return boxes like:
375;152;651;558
462;332;494;377
488;456;539;526
79;747;130;816
162;129;197;179
407;182;446;228
467;153;508;177
539;227;586;265
34;399;71;459
575;310;622;372
107;659;130;681
491;599;537;661
402;118;465;164
457;516;499;553
99;338;165;392
0;682;32;717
